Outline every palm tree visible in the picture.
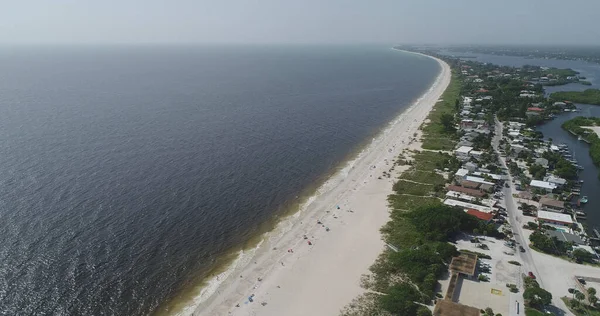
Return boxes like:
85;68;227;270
587;287;597;297
575;291;586;303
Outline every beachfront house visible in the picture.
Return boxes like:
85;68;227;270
466;209;493;223
464;176;494;192
446;185;486;198
530;180;557;193
455;146;473;160
443;199;492;214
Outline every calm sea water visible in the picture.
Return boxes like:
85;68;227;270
0;45;440;315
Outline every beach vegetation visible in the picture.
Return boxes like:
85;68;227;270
421;72;461;150
392;180;433;196
387;194;440;212
399;169;446;186
411;150;460;172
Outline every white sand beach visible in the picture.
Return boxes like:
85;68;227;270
190;52;451;316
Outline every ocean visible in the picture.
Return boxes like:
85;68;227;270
0;45;440;315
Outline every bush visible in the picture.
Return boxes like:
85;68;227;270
508;260;521;266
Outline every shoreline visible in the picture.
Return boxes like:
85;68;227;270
174;50;451;316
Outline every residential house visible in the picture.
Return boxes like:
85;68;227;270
530;180;557;193
443;199;492;213
455;146;473;159
446;185;486;198
466;209;494;223
545;175;567;188
539;197;565;212
464;162;478;172
537;210;573;226
534;158;549;168
454;168;469;182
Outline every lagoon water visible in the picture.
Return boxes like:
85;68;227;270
439;50;600;235
0;45;439;315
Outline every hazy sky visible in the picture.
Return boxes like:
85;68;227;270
2;0;600;45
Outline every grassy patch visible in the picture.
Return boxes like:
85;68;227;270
421;71;461;150
422;137;457;151
525;307;546;316
393;180;433;196
399;169;446;186
411;150;456;171
388;194;440;211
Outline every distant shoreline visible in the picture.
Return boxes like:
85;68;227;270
181;50;451;316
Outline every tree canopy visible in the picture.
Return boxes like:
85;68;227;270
523;287;552;308
406;204;479;241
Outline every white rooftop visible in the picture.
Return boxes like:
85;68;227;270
443;199;493;213
465;176;495;186
455;168;469;177
545;175;567;185
530;180;557;190
472;172;505;181
538;210;573;224
455;146;473;154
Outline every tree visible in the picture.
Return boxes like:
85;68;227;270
440;113;456;133
417;306;432;316
484;307;494;316
573;248;594;263
523;287;552;308
588;287;597;297
379;282;422;315
575;291;586;303
590;295;598;306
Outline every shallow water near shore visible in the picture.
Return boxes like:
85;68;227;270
0;45;440;315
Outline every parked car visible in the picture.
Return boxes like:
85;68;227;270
519;246;525;253
578;278;586;285
528;272;536;279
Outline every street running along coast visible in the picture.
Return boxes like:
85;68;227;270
167;50;451;316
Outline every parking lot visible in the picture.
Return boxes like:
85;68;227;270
439;235;521;316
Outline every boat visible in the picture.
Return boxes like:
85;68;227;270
581;196;589;204
577;165;584;170
578;136;583;141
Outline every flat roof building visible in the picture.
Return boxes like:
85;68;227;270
530;180;557;192
443;199;493;213
446;185;486;198
538;210;573;226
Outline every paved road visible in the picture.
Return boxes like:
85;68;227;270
492;119;543;315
